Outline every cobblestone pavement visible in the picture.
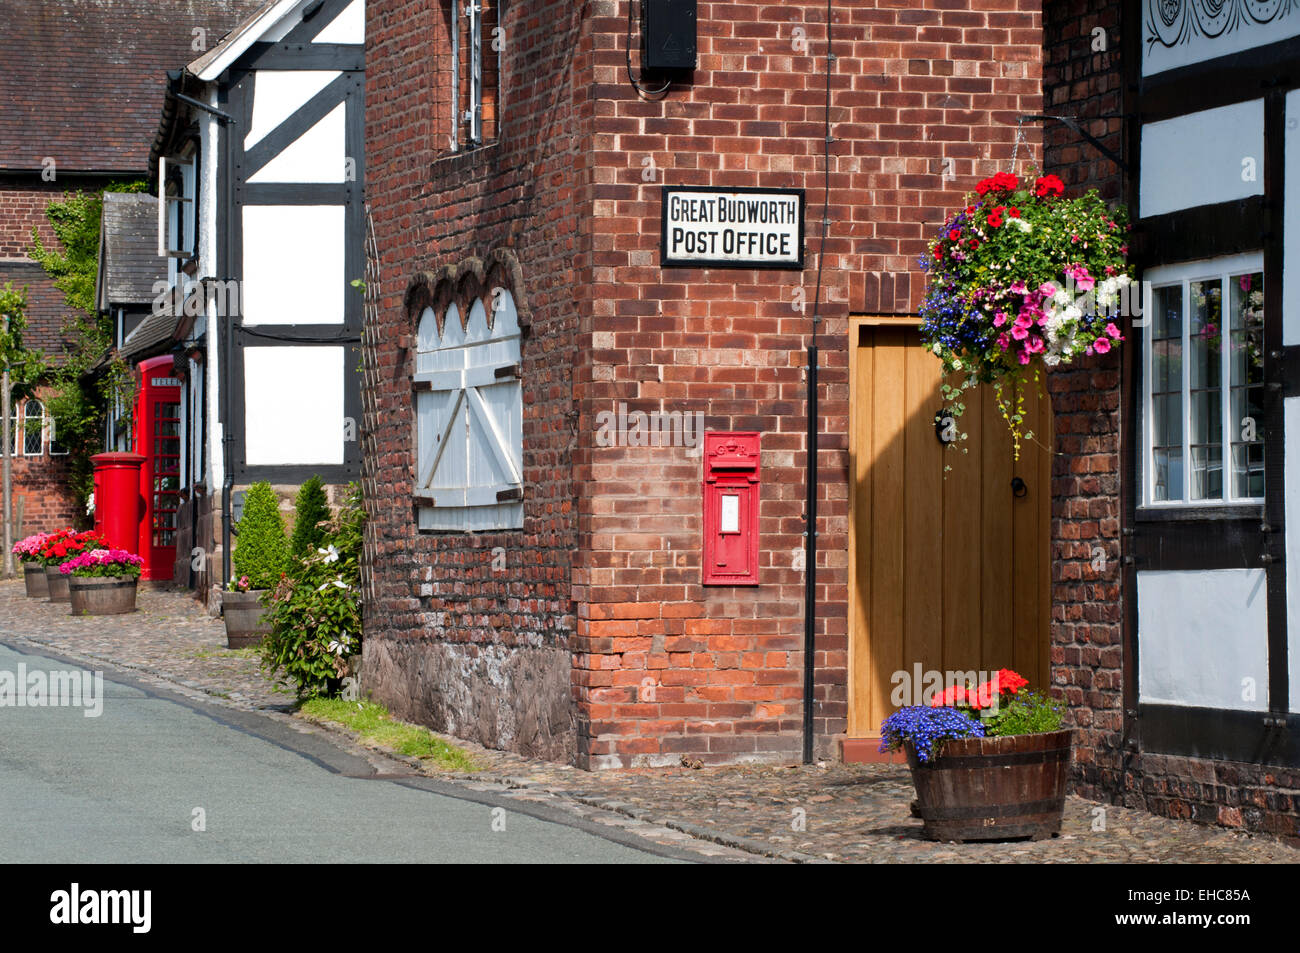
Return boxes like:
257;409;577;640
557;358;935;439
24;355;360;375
3;578;1296;863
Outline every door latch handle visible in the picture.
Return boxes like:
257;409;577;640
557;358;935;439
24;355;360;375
1011;476;1028;498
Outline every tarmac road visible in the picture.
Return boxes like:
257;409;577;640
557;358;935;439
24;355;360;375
0;643;686;864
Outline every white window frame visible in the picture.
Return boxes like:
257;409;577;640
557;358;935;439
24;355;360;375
158;156;196;259
21;399;44;457
450;0;489;149
1141;251;1265;508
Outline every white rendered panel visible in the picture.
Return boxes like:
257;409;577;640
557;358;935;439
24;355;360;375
1143;3;1300;77
1138;569;1269;711
1286;90;1300;345
244;346;344;466
1288;397;1300;711
242;205;344;325
313;0;364;44
248;103;346;184
244;71;340;150
1139;101;1264;219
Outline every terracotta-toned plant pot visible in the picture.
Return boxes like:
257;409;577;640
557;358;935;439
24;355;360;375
68;574;138;616
905;728;1073;842
45;566;71;603
223;589;271;648
23;563;49;598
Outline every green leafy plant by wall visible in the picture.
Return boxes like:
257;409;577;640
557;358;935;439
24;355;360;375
261;482;364;698
290;475;330;556
0;283;46;402
231;481;290;590
28;182;147;507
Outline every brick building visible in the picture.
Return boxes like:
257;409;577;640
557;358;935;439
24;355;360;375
362;0;1298;838
0;0;261;541
362;0;1045;765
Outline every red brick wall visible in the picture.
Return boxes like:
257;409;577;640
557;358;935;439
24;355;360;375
364;0;1043;767
1041;0;1127;809
362;0;593;760
0;175;92;535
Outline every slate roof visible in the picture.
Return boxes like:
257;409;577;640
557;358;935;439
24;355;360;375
97;193;165;310
0;261;74;360
0;0;264;173
119;307;180;361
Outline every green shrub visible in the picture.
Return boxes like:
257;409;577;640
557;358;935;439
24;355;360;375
260;483;365;698
231;481;290;590
290;475;330;556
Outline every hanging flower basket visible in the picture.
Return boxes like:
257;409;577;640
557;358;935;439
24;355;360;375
919;171;1133;456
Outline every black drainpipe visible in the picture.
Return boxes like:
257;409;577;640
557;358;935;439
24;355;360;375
802;0;834;765
802;346;819;764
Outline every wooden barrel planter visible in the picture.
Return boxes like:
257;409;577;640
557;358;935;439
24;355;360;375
45;566;71;603
224;589;272;649
23;563;49;598
68;575;139;616
905;728;1073;842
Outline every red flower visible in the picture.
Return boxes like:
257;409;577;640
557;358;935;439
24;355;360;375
997;669;1029;694
986;211;1004;228
1034;174;1065;198
975;171;1019;196
948;229;961;241
1008;207;1021;218
968;239;980;249
933;246;943;260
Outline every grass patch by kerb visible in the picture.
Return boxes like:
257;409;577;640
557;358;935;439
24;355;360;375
301;698;479;772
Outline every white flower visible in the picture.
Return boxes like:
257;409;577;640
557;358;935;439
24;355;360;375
951;358;963;371
317;544;340;564
932;343;942;355
1009;217;1032;233
1043;353;1061;367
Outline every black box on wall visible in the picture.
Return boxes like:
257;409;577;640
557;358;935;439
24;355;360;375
641;0;697;72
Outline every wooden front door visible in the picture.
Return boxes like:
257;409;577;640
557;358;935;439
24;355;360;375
848;319;1052;738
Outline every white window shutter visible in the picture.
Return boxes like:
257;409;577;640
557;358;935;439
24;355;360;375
415;293;523;530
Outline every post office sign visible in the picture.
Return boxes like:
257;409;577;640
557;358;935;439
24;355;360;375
661;186;804;269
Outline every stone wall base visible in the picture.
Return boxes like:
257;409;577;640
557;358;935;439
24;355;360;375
361;637;576;764
1075;754;1300;843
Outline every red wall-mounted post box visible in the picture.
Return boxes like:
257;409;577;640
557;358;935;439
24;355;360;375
702;431;760;586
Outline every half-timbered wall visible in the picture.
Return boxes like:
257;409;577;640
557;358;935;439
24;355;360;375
219;0;364;486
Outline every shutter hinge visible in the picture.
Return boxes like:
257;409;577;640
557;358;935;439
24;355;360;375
494;363;521;380
496;486;522;502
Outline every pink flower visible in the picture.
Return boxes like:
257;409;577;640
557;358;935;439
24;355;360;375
1037;282;1057;298
1106;323;1122;339
1018;350;1031;364
1065;264;1095;292
993;312;1007;327
1094;336;1112;354
1011;325;1029;340
997;333;1010;350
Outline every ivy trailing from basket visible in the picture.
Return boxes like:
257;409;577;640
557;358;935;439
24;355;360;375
919;171;1133;458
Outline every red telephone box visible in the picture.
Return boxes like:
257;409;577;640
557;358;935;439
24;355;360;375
134;355;182;581
702;431;761;586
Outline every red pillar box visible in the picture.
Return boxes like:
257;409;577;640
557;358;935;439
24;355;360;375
90;452;146;554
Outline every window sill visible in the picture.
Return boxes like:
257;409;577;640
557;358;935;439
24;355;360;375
1134;504;1264;522
430;140;501;178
